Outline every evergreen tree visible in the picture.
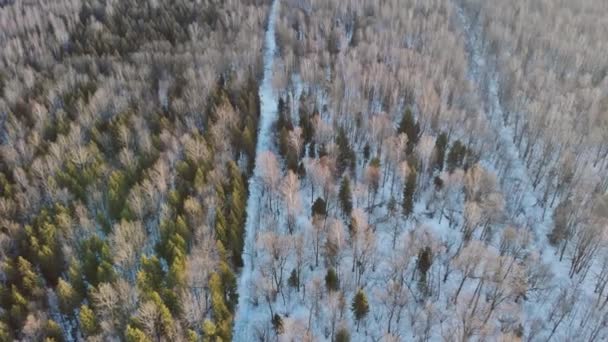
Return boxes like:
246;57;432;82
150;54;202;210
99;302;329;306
288;269;299;290
108;170;130;220
446;140;466;172
278;127;290;158
56;278;80;315
186;329;198;342
15;256;44;299
398;108;420;152
335;327;351;342
67;260;86;300
325;268;340;291
209;272;232;341
416;247;433;296
202;320;218;342
351;289;370;332
339;177;353;216
272;314;284;335
22;206;68;284
363;143;371;163
402;170;417;217
79;304;99;337
312;197;328;218
45;320;64;342
125;325;151;342
8;285;28;329
80;236;115;286
242;126;256;164
434;132;448;171
276;96;292;132
219;262;238;312
0;322;10;342
336;128;356;174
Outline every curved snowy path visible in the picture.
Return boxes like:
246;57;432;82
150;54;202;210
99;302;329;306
233;0;279;339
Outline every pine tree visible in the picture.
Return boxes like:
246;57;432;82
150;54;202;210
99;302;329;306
45;320;64;342
336;128;356;174
0;321;10;342
402;170;417;217
335;327;351;342
80;236;115;286
398;108;420;152
56;278;80;315
272;314;284;335
202;320;218;342
434;132;448;171
209;272;232;341
227;162;246;267
125;325;151;342
339;177;353;216
312;197;328;218
416;247;433;296
214;208;228;248
446;140;466;172
325;268;340;291
242;126;255;165
288;269;299;290
351;289;370;332
278;127;290;158
108;170;130;220
22;206;67;284
79;305;99;337
16;256;43;299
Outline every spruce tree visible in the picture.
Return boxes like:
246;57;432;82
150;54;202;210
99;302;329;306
335;327;351;342
45;320;64;342
79;305;99;337
336;128;356;174
288;269;299;290
312;197;328;218
446;140;466;172
434;132;448;171
398;108;420;152
339;177;353;216
402;170;417;217
325;268;340;291
272;314;284;335
351;289;370;332
416;247;433;296
209;273;232;341
56;278;80;315
125;325;150;342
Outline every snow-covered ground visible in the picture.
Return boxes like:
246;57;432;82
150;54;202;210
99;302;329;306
233;0;280;340
455;2;606;340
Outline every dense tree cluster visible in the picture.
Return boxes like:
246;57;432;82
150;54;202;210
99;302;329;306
0;0;270;340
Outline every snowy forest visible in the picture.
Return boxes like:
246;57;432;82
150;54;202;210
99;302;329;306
1;0;607;341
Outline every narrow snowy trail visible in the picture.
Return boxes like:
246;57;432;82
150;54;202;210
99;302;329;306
233;0;279;339
454;2;550;238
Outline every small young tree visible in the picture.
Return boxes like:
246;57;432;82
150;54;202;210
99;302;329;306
351;289;370;332
433;132;448;171
335;326;351;342
325;268;340;292
339;176;353;217
416;247;434;296
79;304;99;337
271;314;284;335
398;108;420;152
402;170;417;218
